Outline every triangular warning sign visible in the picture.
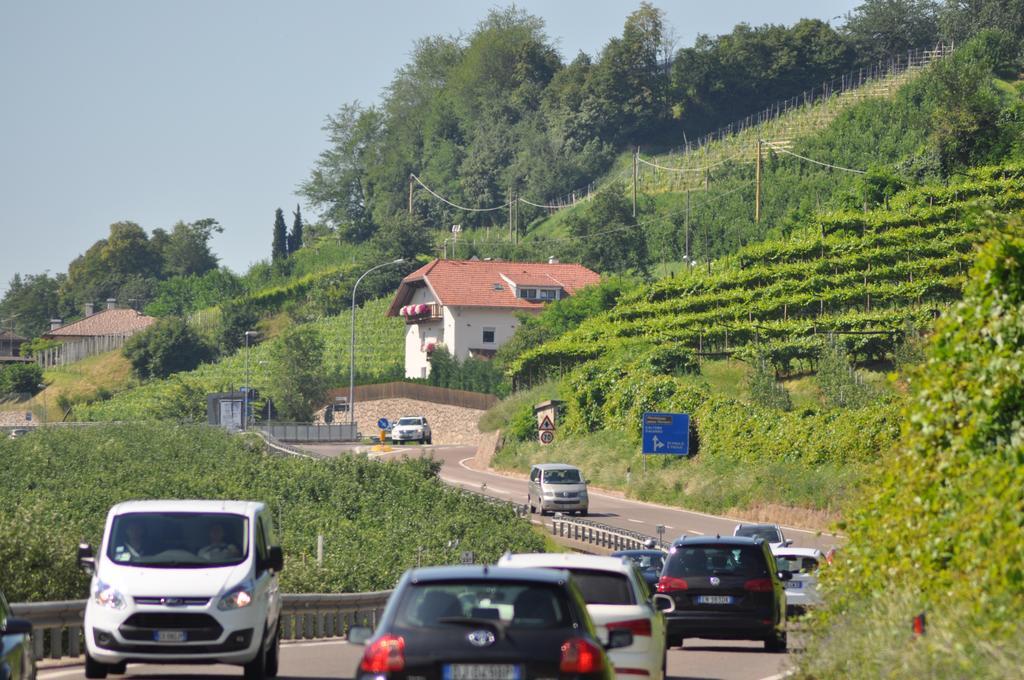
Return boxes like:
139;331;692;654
539;415;555;431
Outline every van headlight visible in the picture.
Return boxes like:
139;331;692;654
217;581;254;610
93;580;127;610
543;491;555;498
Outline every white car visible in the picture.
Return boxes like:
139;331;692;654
733;523;792;552
498;553;674;680
78;500;284;680
390;416;432;444
773;547;823;612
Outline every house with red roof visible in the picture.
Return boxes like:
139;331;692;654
387;259;600;378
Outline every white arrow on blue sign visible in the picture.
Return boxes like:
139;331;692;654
641;412;690;455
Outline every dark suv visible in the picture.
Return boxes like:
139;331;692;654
656;536;789;651
350;565;632;680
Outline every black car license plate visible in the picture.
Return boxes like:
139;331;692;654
696;595;734;605
442;664;521;680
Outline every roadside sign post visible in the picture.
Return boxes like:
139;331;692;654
377;417;390;446
641;412;691;475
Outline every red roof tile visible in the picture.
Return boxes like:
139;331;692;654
388;260;600;315
43;308;156;338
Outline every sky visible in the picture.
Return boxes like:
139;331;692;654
0;0;861;296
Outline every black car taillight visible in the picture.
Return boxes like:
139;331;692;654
744;578;773;593
360;634;405;673
657;576;688;592
560;637;604;674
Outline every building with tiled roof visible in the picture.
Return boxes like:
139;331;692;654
42;301;155;340
0;329;30;365
388;259;600;378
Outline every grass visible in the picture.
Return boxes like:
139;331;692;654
31;351;135;419
477;379;561;433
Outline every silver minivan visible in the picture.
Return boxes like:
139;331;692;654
527;463;589;516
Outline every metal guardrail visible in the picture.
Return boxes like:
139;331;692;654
11;591;392;662
550;515;663;552
258;422;359;442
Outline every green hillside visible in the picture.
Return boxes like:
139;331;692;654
75;297;404;422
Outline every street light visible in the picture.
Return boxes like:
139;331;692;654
350;258;405;431
243;330;259;430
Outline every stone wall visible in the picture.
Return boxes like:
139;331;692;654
318;397;486;446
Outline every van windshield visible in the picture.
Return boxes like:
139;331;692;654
542;469;581;484
106;512;249;568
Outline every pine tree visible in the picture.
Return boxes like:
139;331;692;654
288;204;304;254
271;208;287;261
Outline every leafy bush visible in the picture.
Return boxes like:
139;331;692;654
427;347;508;397
0;423;545;602
123;317;215;379
815;341;875;408
798;217;1024;677
266;326;327;421
0;363;43;398
745;357;793;411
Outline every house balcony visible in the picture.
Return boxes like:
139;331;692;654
398;302;442;324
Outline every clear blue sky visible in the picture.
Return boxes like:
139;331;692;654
0;0;860;294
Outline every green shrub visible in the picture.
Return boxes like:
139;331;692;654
0;363;44;398
123;317;215;380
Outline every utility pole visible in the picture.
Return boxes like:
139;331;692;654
705;213;711;275
408;175;414;215
755;139;762;223
632;146;639;217
508;187;513;243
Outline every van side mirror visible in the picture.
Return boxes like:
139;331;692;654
0;618;32;636
266;546;284;573
651;593;675;613
606;629;633;650
78;543;95;575
778;570;792;581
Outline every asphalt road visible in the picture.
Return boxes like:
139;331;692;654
303;443;844;554
39;637;795;680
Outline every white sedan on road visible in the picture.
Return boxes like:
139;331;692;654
389;416;432;444
773;547;824;612
499;552;674;680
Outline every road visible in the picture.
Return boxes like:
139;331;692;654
304;444;844;554
38;637;795;680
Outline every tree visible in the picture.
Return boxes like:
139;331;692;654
272;209;288;262
266;326;327;421
843;0;941;66
218;297;260;354
65;221;163;307
288;205;304;254
0;363;44;398
939;0;1024;43
564;183;649;275
122;317;214;380
162;218;222;277
0;272;62;338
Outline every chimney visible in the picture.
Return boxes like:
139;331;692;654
84;302;95;317
106;298;117;311
548;256;559;264
49;318;63;331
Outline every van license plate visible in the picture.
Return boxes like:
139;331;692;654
154;630;187;642
443;664;520;680
696;595;733;605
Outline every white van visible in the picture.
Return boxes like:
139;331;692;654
527;463;589;516
78;500;284;679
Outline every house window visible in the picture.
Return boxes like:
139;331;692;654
520;288;537;299
539;288;558;300
482;328;495;344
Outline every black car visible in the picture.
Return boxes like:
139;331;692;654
349;565;632;680
1;589;36;680
610;550;666;589
656;536;789;651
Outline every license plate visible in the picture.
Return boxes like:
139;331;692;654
442;664;521;680
786;581;803;589
154;630;187;642
696;595;734;605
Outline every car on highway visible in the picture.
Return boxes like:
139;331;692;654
348;564;629;680
1;588;36;680
498;553;674;680
78;500;284;680
527;463;588;516
611;549;666;590
773;547;823;613
390;416;432;445
657;536;789;652
732;523;792;551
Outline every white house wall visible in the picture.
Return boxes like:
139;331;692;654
403;286;443;379
445;306;536;361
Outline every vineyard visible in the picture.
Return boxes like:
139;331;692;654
75;297;405;422
509;165;1024;385
0;423;544;601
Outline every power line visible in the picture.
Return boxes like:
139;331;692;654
410;174;510;212
762;142;867;175
636;151;749;174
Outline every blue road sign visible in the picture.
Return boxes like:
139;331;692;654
641;412;690;455
377;417;390;430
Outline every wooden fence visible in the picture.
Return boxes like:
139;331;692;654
326;382;499;411
35;335;132;369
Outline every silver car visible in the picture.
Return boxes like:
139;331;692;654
774;548;823;613
527;463;589;516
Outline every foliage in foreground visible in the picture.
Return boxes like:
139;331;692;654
798;218;1024;677
0;423;544;602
